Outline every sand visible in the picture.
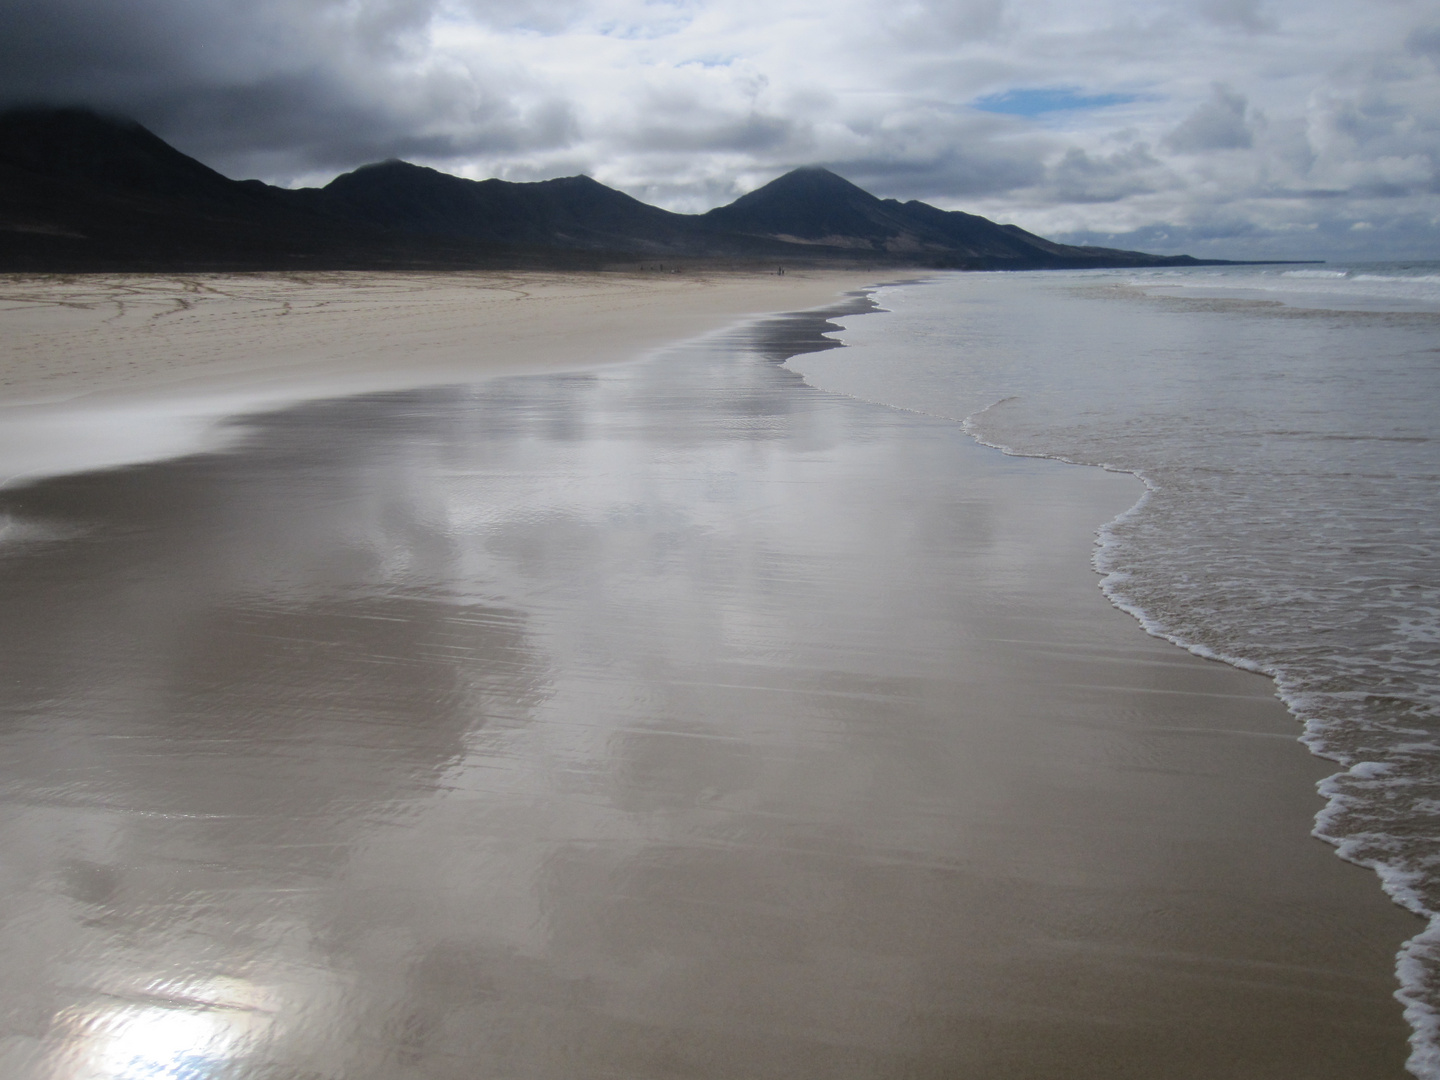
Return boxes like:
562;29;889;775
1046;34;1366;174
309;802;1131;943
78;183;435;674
0;269;877;484
0;275;1421;1078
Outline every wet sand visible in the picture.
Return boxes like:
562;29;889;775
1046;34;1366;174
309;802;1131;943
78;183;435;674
0;269;875;484
0;284;1421;1078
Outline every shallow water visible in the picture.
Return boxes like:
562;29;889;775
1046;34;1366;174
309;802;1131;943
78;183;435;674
0;307;1415;1078
807;264;1440;1075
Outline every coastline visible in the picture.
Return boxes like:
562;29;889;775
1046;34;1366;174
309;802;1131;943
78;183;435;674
0;277;1421;1076
0;268;881;487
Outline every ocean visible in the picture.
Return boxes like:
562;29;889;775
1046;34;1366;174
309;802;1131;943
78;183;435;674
802;263;1440;1075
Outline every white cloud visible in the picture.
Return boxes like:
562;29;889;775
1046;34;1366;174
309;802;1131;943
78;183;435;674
1;0;1437;256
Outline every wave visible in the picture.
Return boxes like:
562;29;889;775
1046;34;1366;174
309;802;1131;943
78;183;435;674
963;397;1440;1079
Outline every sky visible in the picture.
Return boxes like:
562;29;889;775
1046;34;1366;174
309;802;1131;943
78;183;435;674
1;0;1437;259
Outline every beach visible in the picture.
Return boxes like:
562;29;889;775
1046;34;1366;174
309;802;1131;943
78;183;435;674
0;270;1421;1078
0;270;877;484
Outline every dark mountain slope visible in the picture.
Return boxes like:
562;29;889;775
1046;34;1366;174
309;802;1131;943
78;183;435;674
701;167;917;248
0;108;1230;271
702;166;1208;268
305;161;702;252
302;160;846;257
0;108;612;271
0;108;256;205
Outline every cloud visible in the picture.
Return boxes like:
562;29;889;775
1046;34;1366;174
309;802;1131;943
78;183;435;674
0;0;458;175
0;0;1437;257
1406;25;1440;62
1165;84;1252;152
1055;204;1440;261
1198;0;1275;32
1045;143;1169;203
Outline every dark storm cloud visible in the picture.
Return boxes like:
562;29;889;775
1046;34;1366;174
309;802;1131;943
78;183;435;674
0;0;437;175
0;0;579;179
0;0;1436;256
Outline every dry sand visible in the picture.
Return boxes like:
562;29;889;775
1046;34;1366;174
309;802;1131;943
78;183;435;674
0;269;877;483
0;273;1421;1078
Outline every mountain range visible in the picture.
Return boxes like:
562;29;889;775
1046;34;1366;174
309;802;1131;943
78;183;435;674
0;108;1228;272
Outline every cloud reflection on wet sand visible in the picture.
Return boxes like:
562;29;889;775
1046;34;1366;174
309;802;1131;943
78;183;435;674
0;319;1416;1078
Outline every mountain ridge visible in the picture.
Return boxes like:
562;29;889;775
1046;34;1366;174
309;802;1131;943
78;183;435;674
0;107;1238;272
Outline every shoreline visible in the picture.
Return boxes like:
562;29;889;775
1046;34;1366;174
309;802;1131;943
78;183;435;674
0;276;1421;1076
0;268;883;487
801;272;1434;1074
962;343;1434;1073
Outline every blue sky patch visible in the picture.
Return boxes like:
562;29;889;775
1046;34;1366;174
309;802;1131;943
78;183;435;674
973;87;1138;117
